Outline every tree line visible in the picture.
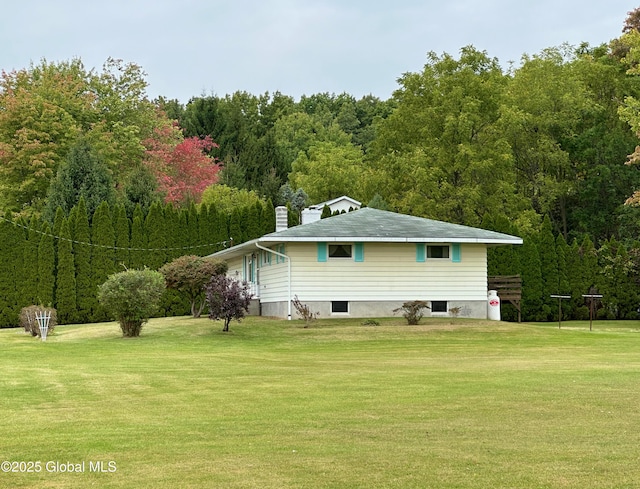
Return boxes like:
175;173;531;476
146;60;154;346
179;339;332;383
4;23;640;245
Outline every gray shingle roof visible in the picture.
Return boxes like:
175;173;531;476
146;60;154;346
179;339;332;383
260;208;522;244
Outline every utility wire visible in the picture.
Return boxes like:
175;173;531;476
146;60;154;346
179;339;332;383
0;214;231;252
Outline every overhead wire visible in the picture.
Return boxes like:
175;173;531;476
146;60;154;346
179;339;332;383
0;214;232;252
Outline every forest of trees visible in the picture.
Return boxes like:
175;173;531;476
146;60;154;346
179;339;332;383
2;8;640;326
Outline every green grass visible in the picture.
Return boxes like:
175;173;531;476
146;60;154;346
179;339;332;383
2;316;640;488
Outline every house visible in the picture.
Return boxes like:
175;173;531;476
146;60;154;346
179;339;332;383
301;195;361;224
209;207;522;320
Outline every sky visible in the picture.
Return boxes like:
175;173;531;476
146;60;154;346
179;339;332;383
0;1;636;103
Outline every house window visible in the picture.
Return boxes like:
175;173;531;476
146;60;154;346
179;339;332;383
427;245;449;259
331;301;349;313
431;301;447;313
328;244;352;258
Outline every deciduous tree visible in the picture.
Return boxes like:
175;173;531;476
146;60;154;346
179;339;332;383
205;274;253;332
159;255;228;317
143;123;221;204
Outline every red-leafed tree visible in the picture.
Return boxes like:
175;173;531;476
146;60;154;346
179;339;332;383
143;123;221;204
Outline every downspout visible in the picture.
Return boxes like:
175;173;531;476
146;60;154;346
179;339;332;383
255;242;292;320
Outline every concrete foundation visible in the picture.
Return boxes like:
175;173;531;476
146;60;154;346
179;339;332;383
258;300;488;320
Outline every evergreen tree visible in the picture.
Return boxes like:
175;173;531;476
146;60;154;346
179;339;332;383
113;204;130;271
122;165;162;219
566;238;585;319
245;203;261;240
163;204;180;261
555;233;572;319
52;207;65;300
579;235;598;294
614;245;640;319
520;236;544;321
22;216;40;306
176;208;190;254
598;239;638;319
129;204;147;270
90;201;115;321
37;222;55;308
55;217;76;324
187;204;200;252
0;213;25;327
536;215;558;320
70;197;92;323
160;204;186;315
205;204;225;254
53;207;65;240
197;204;211;253
228;208;244;246
287;204;300;227
43;138;116;222
145;201;167;270
567;236;598;320
262;199;276;235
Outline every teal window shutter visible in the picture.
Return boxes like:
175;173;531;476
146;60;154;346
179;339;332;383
452;243;461;263
416;244;426;262
355;242;364;262
242;256;247;280
317;242;327;262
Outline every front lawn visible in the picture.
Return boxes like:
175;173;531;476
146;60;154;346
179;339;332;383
1;316;640;488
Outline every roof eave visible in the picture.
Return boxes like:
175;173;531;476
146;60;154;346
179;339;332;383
259;236;523;245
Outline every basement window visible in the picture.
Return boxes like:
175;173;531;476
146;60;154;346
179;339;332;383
431;301;447;313
331;301;349;314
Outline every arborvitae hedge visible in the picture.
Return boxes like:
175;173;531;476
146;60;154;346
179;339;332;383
129;204;146;270
37;222;55;308
113;204;130;270
71;197;92;324
145;201;167;270
90;201;115;322
56;217;76;324
22;216;40;307
0;213;24;327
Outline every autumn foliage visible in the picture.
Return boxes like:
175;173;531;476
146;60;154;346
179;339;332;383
143;123;221;204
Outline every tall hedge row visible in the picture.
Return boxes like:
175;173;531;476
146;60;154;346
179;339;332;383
488;220;640;322
0;199;271;327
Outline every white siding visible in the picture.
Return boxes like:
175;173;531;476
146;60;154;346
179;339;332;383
226;256;244;281
286;242;487;302
258;261;289;302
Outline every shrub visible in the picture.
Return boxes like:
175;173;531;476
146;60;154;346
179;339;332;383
19;305;57;337
97;269;166;337
292;295;319;327
394;300;430;325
